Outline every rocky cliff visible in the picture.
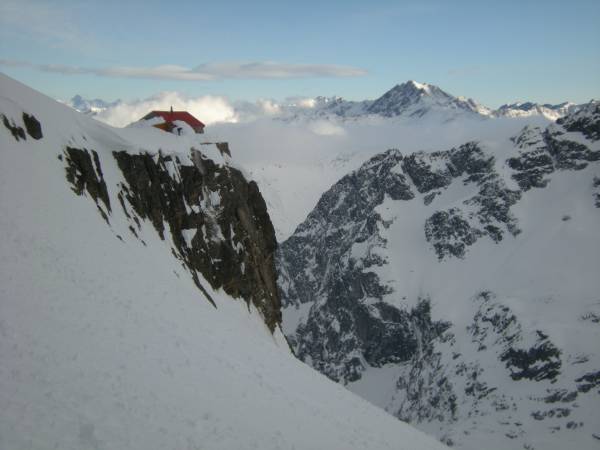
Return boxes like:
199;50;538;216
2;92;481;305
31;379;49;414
3;98;281;332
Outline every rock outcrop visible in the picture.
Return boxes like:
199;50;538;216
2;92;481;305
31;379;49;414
3;106;281;331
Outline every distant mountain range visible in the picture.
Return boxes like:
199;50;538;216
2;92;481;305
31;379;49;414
494;101;580;121
278;81;588;122
67;94;121;115
65;81;591;123
280;81;493;121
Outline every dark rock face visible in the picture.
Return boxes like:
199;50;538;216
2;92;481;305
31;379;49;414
1;112;43;141
508;127;555;190
402;151;452;193
412;142;520;259
64;147;111;223
469;292;561;382
60;145;280;331
278;149;412;309
395;337;458;425
22;113;43;139
501;334;561;382
2;114;26;141
544;389;578;404
575;370;600;393
112;149;280;329
545;129;599;170
295;295;449;383
278;149;427;381
425;209;480;259
508;121;600;191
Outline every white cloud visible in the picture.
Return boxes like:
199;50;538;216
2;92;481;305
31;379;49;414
0;59;367;81
257;99;282;115
308;120;346;136
296;98;317;108
94;92;238;127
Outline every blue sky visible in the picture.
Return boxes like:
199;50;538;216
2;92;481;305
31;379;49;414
1;0;599;107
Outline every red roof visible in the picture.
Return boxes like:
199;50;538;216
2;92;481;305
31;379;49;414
143;110;205;129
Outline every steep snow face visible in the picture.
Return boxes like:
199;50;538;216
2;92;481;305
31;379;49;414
0;73;448;450
278;103;600;449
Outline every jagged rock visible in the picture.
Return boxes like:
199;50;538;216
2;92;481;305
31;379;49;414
508;124;600;191
62;145;280;330
468;292;562;382
402;151;452;193
544;389;578;403
63;147;111;223
531;407;571;420
447;141;495;180
278;149;412;309
468;291;521;350
425;208;481;259
112;149;280;329
545;128;600;170
466;175;521;236
2;114;26;141
556;101;600;141
501;332;562;382
402;142;521;257
575;370;600;393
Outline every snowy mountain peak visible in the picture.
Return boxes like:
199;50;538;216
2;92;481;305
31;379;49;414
367;80;490;118
378;80;447;102
406;80;430;91
389;80;435;96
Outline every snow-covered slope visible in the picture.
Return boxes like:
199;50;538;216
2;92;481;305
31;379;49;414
278;102;600;449
0;73;447;450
